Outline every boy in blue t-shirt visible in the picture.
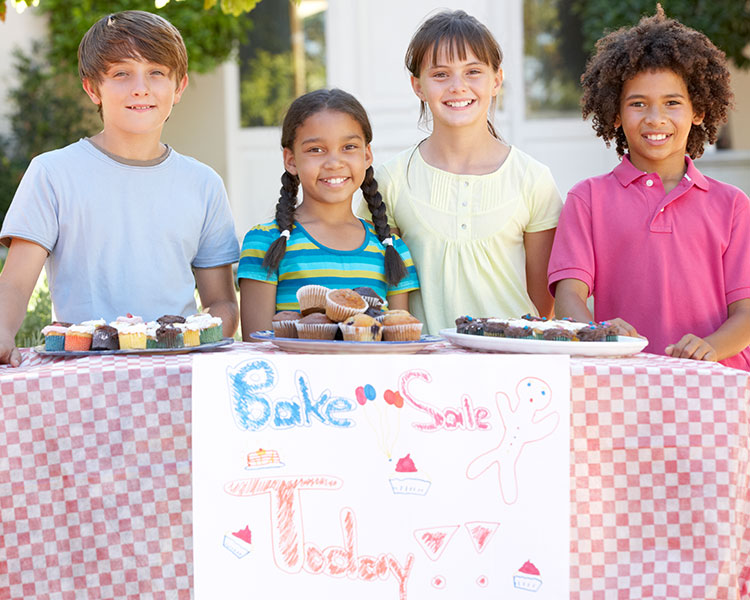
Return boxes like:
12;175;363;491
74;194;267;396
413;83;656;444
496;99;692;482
0;10;240;366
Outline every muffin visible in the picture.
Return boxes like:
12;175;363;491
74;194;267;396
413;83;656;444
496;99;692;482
352;286;385;308
382;310;423;341
296;284;329;316
91;325;120;351
271;311;301;338
41;322;71;351
296;313;338;340
325;288;367;322
64;323;95;351
339;314;383;341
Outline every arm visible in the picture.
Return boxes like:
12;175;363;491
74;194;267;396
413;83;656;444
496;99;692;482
0;238;48;366
524;228;555;318
239;278;278;340
553;277;639;337
194;264;239;338
387;292;410;311
666;298;750;362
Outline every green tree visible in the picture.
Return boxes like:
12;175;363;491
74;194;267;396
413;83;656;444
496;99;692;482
572;0;750;69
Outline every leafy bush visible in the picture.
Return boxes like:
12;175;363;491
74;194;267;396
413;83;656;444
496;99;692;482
0;253;51;348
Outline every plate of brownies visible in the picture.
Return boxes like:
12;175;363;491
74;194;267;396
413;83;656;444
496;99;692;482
441;315;648;357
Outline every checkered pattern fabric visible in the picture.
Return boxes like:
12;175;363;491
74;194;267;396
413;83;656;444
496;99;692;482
1;343;749;599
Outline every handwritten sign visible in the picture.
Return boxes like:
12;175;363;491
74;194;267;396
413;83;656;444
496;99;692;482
193;353;570;599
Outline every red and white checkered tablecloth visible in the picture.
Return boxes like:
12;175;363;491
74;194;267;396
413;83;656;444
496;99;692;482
1;342;749;599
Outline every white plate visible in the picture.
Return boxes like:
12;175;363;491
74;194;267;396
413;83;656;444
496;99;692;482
439;328;648;357
33;338;234;357
251;330;442;354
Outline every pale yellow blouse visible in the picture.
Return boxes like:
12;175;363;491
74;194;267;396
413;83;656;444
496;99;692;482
357;145;562;334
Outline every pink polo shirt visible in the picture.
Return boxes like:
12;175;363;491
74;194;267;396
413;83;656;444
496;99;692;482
548;155;750;371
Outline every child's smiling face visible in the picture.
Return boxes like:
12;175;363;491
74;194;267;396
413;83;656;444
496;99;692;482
411;43;502;131
615;69;704;177
283;109;373;208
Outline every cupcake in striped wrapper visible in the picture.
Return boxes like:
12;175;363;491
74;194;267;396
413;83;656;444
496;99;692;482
41;322;71;351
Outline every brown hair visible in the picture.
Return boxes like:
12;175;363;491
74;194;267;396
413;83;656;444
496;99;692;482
78;10;188;90
263;89;408;287
581;5;733;158
405;9;503;138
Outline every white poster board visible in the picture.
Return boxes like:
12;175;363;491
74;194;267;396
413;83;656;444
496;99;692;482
193;353;570;599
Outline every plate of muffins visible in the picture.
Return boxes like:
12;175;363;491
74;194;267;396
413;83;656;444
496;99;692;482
252;285;440;354
34;313;233;356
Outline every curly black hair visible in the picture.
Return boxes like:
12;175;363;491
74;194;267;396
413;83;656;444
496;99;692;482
580;4;733;158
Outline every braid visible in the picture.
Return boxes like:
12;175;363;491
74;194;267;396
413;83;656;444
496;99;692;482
262;170;299;273
361;166;407;286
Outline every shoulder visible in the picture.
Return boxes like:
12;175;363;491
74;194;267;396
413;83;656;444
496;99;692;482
167;149;224;184
242;220;280;242
375;145;420;182
27;139;91;171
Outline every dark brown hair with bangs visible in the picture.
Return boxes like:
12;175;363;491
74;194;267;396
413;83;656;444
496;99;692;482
405;9;503;137
581;5;733;158
78;10;188;91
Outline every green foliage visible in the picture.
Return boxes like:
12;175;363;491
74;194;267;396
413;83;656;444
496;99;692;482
205;0;263;17
0;43;99;223
572;0;750;69
39;0;252;75
0;254;51;348
240;49;294;127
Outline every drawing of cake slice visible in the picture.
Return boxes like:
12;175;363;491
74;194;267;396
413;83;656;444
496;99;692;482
389;453;431;496
223;526;253;558
513;560;542;591
245;448;284;470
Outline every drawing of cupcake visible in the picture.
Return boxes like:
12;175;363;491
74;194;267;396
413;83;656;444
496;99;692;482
389;453;431;496
513;560;542;592
223;526;253;558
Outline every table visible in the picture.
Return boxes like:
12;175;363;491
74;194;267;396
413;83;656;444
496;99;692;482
1;342;749;599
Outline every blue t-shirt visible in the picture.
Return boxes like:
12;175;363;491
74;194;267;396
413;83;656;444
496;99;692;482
238;219;419;311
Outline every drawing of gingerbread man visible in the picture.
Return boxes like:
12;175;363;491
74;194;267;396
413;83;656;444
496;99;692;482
466;377;560;504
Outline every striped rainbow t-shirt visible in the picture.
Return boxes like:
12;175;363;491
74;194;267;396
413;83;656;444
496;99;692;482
238;219;420;311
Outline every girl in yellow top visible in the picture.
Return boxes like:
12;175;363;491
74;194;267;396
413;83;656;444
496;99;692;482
357;10;562;334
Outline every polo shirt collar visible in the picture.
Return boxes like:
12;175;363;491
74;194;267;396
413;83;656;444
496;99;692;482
613;154;709;191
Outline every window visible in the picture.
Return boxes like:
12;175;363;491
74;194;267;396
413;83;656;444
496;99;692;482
523;0;588;118
239;0;326;127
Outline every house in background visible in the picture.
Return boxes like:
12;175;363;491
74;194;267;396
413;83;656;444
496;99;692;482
2;0;749;239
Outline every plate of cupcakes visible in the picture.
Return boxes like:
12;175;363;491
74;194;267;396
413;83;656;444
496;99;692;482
440;315;648;357
34;313;233;356
251;285;440;354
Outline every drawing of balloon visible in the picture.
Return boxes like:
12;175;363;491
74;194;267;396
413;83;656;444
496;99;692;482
355;383;403;459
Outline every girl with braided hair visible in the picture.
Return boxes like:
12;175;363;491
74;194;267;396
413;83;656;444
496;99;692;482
356;10;562;334
238;89;419;338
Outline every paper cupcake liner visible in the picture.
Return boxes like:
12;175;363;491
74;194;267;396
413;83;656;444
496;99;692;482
338;323;383;342
383;323;422;342
272;320;299;339
296;285;329;315
199;325;223;344
64;333;92;351
183;329;201;347
118;332;147;350
44;334;66;351
296;323;339;340
325;299;367;322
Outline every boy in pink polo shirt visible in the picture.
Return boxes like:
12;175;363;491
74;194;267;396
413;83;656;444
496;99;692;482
548;7;750;371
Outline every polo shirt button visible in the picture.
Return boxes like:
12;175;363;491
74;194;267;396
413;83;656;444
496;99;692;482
646;179;654;187
461;223;467;230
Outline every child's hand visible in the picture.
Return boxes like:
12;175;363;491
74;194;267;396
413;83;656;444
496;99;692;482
607;318;640;338
665;334;718;362
0;336;22;367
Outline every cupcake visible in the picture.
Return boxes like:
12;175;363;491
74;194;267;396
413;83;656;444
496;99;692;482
389;453;431;496
64;323;95;351
352;286;385;308
91;325;120;351
156;314;186;326
186;313;223;344
112;314;144;328
145;321;160;349
513;561;543;591
271;311;301;338
178;321;201;347
41;322;71;351
296;313;338;340
325;288;367;322
382;310;423;341
339;314;383;341
117;322;148;350
155;324;184;348
296;285;329;316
